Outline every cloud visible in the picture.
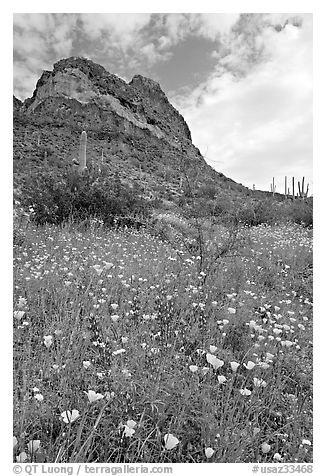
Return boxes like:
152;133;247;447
172;13;312;191
78;13;240;69
13;62;40;100
151;13;240;46
195;13;241;39
79;13;151;47
13;13;241;99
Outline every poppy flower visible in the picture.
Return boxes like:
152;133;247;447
261;442;271;453
16;452;28;462
123;426;135;437
27;440;41;453
18;297;27;309
84;390;104;403
239;388;251;396
126;419;137;429
61;409;80;424
112;348;126;356
230;361;240;372
122;420;137;437
243;361;255;370
93;265;103;275
103;262;113;270
206;353;224;369
164;433;179;450
43;335;53;348
302;439;312;446
253;378;267;387
189;365;198;373
218;375;227;384
205;447;215;458
14;310;25;320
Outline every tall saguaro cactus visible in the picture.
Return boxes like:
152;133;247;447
298;177;309;199
78;131;87;175
284;176;287;198
270;177;276;197
292;177;295;199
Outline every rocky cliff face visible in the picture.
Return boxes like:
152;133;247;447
22;57;191;143
14;57;246;202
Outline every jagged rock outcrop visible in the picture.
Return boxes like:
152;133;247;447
22;57;191;144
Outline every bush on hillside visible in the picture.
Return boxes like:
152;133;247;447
234;197;313;228
20;168;152;226
284;199;313;227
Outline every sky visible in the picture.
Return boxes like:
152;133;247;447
13;12;313;193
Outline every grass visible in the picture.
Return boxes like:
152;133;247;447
13;221;313;463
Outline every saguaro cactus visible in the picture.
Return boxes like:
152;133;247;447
292;177;295;200
284;176;287;198
77;131;87;175
270;177;276;197
298;177;309;199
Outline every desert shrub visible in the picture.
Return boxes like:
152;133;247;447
212;194;234;216
235;199;312;227
284;199;313;227
20;168;152;226
151;212;195;244
237;198;314;228
252;199;279;225
236;204;256;226
198;183;218;199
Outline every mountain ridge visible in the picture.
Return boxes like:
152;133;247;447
14;57;271;210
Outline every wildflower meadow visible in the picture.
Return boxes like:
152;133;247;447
13;220;313;463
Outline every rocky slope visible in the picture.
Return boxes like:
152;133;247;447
14;57;262;206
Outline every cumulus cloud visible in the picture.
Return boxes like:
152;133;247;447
79;13;151;46
13;12;240;99
195;13;241;39
172;13;312;191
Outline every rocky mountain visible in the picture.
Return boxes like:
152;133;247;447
14;57;263;208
